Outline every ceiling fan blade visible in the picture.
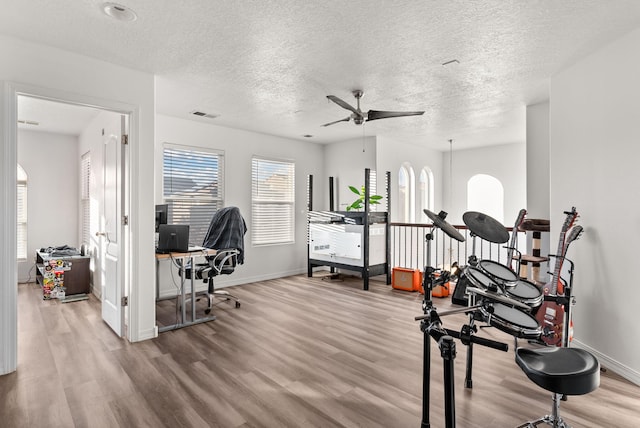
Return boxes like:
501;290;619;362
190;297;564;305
321;116;351;127
367;110;425;122
327;95;360;115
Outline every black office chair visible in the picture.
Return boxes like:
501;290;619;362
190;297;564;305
200;248;241;312
515;346;600;427
186;207;247;313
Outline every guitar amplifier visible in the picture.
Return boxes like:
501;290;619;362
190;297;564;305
392;267;422;292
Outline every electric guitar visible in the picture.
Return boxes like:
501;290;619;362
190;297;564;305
535;207;579;346
507;209;527;272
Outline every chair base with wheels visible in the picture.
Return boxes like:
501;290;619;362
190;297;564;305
185;248;242;314
515;347;600;428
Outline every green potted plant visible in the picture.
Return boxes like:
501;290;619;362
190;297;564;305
346;185;383;211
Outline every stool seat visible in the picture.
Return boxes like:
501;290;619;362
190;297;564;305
516;347;600;396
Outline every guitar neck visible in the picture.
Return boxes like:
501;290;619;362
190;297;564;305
550;208;578;295
507;209;526;266
550;232;566;294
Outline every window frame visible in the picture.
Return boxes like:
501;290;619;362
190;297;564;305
398;162;415;223
419;166;434;222
251;155;295;246
162;143;225;246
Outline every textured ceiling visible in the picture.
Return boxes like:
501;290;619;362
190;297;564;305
4;1;640;150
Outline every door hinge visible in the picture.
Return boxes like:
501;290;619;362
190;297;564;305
121;296;128;306
122;134;129;145
123;215;129;226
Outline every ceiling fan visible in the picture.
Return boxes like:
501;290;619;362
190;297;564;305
322;90;424;127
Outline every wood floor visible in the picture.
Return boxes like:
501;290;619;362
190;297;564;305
2;276;639;427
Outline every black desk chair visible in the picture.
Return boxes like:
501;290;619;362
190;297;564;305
515;347;600;427
185;206;246;314
200;248;241;313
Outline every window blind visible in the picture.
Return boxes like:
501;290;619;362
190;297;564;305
81;152;91;247
163;145;224;245
251;157;295;245
17;165;27;260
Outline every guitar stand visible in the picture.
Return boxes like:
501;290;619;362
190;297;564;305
541;256;576;349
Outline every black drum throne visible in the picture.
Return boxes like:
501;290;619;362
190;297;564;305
515;347;600;428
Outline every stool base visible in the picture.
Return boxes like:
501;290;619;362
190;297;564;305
516;393;571;428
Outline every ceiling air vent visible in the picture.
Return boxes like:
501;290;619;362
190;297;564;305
17;119;39;126
190;110;219;119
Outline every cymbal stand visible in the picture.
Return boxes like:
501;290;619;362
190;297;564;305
421;232;435;427
468;232;479;267
463;231;482;389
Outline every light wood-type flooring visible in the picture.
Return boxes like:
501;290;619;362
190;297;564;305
2;275;639;427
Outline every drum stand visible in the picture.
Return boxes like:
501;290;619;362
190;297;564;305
419;233;508;428
462;232;492;389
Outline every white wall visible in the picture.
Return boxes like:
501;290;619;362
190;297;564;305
1;35;155;374
17;130;79;282
323;137;377;211
155;114;325;293
526;102;550;220
550;28;640;384
376;137;444;222
443;143;527;227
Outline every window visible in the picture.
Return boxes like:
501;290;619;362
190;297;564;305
398;163;415;223
251;156;295;245
163;145;224;245
419;167;434;222
17;165;27;260
467;174;504;223
80;152;91;247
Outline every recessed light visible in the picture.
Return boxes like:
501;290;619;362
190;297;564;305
102;3;137;22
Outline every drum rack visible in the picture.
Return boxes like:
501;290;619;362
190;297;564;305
417;214;510;428
417;258;509;428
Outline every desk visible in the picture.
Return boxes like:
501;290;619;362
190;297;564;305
156;247;216;332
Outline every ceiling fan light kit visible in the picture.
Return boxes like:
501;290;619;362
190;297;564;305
322;90;424;127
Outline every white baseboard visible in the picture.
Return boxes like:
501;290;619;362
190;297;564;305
572;339;640;387
133;326;158;342
156;268;308;299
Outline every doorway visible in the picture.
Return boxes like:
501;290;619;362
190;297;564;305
16;94;129;338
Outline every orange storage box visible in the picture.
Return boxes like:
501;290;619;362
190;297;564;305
392;267;422;292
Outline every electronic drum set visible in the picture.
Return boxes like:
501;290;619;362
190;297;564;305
416;209;553;428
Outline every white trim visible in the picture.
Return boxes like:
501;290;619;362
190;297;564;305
572;339;640;387
1;82;143;373
1;82;18;375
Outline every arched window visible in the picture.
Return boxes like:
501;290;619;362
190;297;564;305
398;163;415;222
17;164;27;260
467;174;504;223
419;167;434;222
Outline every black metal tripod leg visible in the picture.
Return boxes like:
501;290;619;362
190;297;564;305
441;336;457;428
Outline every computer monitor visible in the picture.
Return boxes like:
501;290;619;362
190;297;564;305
157;224;189;253
155;204;168;232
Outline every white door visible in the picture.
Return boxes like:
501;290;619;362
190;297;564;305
100;115;128;336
